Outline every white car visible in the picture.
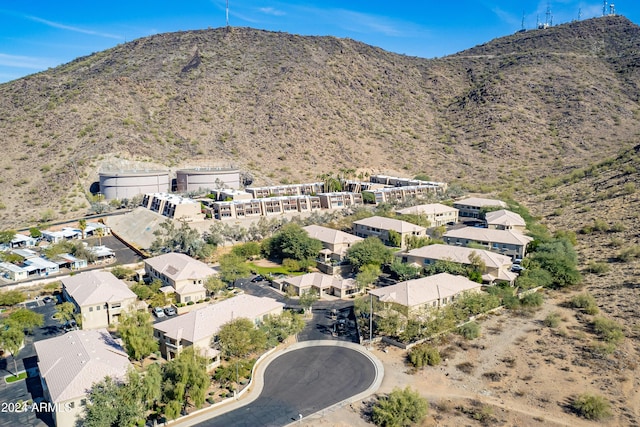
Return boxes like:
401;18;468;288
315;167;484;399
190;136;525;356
153;307;165;318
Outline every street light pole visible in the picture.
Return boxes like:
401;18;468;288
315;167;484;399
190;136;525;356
369;292;373;345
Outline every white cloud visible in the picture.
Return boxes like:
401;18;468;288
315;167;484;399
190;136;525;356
0;53;52;70
25;14;123;40
259;7;285;17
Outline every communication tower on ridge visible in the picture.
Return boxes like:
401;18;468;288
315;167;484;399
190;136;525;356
226;0;230;27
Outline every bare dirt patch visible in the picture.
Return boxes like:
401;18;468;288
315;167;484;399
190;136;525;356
303;291;640;426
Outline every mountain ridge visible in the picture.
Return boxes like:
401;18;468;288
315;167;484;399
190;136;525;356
0;16;639;228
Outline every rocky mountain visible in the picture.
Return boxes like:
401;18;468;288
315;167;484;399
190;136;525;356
0;15;639;228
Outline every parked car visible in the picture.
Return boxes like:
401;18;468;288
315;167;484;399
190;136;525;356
153;307;165;318
43;296;53;304
251;275;264;282
511;264;525;273
62;320;78;332
164;306;177;316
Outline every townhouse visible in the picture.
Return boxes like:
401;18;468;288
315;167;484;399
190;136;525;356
153;294;284;363
352;216;427;249
61;270;138;330
443;227;533;259
395;203;459;227
144;252;211;303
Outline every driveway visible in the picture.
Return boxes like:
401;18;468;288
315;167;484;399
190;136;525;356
188;342;382;427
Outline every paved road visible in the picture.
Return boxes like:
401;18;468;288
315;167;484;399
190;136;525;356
194;345;377;427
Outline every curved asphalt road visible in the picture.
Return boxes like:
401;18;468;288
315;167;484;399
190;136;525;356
194;345;378;427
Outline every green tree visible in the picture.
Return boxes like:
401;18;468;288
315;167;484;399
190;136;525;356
131;283;154;301
118;310;158;361
0;230;16;244
217;318;267;359
204;275;226;295
389;259;421;281
346;237;394;271
388;230;402;248
0;325;24;374
78;219;87;239
260;311;305;347
55;301;76;323
356;264;382;290
163;347;210;416
372;387;428;427
267;223;322;262
299;289;319;314
423;259;467;277
458;321;480;340
376;312;403;337
83;376;144;427
128;364;163;412
150;219;212;259
231;242;261;259
7;308;44;334
29;227;42;238
0;290;25;306
218;253;251;285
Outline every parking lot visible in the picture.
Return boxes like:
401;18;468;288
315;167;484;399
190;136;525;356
0;298;62;427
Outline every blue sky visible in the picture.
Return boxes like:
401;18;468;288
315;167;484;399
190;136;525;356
0;1;638;83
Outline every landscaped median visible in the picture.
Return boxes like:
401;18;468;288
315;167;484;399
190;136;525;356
4;371;27;384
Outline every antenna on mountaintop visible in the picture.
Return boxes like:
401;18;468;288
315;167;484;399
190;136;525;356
578;8;582;21
521;11;526;31
226;0;229;27
546;3;552;26
610;4;615;15
603;0;607;16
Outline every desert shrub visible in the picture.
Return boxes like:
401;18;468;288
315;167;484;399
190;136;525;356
544;312;562;328
0;290;25;306
456;361;475;374
570;293;599;315
609;222;625;233
617;244;640;262
520;292;543;307
592;316;624;345
110;266;136;280
584;261;611;275
372;387;428;427
408;344;441;368
457;322;480;340
609;237;624;247
571;393;612;420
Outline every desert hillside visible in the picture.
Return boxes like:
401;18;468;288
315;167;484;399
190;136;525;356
0;16;639;228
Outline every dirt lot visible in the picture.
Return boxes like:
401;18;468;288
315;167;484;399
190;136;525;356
302;290;640;427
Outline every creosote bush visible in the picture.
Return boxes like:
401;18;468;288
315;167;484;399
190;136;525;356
544;312;562;328
570;293;599;315
457;321;480;340
571;393;612;420
408;344;441;368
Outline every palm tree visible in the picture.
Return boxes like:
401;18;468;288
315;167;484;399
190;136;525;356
78;219;87;239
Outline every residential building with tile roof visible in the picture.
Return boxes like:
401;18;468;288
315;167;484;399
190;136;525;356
144;252;211;303
453;197;508;219
153;294;284;363
352;216;427;249
396;203;459;227
34;329;132;427
443;227;533;259
62;270;138;330
485;209;526;231
273;272;358;298
401;244;516;284
369;273;482;316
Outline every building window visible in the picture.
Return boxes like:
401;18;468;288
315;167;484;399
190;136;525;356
68;402;75;409
80;399;87;406
96;305;100;311
112;303;121;309
89;307;93;312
